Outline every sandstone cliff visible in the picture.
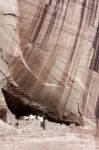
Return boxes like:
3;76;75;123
0;0;99;125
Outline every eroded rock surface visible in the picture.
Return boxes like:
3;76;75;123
0;0;99;125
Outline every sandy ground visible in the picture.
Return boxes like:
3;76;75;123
0;115;99;150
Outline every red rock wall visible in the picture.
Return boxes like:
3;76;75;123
0;0;99;125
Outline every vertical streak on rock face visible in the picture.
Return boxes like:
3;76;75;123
41;0;62;49
90;24;99;73
31;3;48;43
91;0;98;25
69;0;87;61
51;0;69;55
87;0;95;25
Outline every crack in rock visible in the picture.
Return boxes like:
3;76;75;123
0;48;9;65
3;13;17;17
